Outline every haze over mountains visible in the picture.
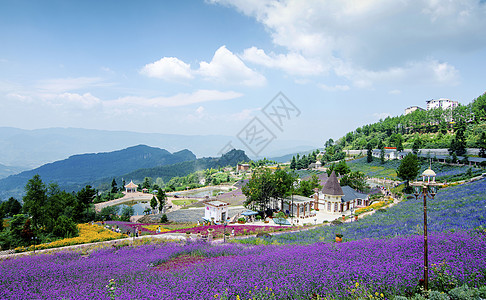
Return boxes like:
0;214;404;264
0;145;198;198
0;127;317;171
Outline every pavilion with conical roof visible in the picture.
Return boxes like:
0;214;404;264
124;180;138;193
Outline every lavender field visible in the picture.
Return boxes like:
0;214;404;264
263;178;486;244
1;231;485;299
1;180;485;299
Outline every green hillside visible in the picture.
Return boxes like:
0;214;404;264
336;92;486;150
0;145;196;199
99;149;250;188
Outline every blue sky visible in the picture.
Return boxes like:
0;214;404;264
1;0;485;151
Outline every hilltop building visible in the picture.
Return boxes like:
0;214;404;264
404;106;425;115
426;98;458;111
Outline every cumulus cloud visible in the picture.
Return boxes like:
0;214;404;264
241;47;324;76
211;0;486;86
140;57;194;80
140;46;266;86
198;46;266;86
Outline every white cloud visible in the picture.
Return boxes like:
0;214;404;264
211;0;486;86
198;46;266;86
241;47;324;76
140;57;194;80
108;89;242;108
335;59;459;88
35;77;110;93
388;89;401;95
318;83;350;92
196;106;205;114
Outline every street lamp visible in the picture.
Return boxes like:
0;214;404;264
411;166;438;292
223;219;228;243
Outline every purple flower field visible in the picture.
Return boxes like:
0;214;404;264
1;231;485;299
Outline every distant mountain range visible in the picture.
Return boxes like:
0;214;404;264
0;145;196;199
0;127;317;169
0;146;250;200
0;163;26;180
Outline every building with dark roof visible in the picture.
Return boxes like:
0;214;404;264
314;171;370;214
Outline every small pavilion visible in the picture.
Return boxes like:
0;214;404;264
125;180;138;193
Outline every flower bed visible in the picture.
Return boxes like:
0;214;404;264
167;224;292;239
262;178;486;245
1;231;485;299
14;223;125;253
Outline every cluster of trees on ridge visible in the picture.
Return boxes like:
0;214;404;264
335;92;486;152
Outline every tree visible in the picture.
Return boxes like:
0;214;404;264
479;132;486;158
340;171;368;193
160;214;169;223
77;185;96;219
142;177;152;190
290;156;297;170
366;143;373;163
412;138;422;155
295;174;321;197
334;160;350;176
157;190;167;213
120;206;134;222
397;154;420;193
52;215;78;238
150;196;157;213
22;175;47;230
111;178;118;194
2;197;22;217
242;168;276;214
454;121;467;156
378;140;385;164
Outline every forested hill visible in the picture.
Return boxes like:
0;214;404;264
336;92;486;150
97;149;250;188
0;145;196;198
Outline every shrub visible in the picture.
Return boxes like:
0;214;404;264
52;216;79;238
429;291;450;300
160;214;169;223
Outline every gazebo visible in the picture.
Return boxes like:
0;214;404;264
125;180;138;193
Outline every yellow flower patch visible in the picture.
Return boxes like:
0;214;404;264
141;225;171;233
15;223;125;253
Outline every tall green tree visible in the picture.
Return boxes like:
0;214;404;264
479;132;486;158
290;156;296;170
412;137;422;155
157;189;167;213
378;140;385;164
295;174;321;197
22;175;47;230
150;196;157;213
142;177;152;190
111;178;118;194
366;142;373;163
397;153;420;192
242;168;276;214
77;185;96;219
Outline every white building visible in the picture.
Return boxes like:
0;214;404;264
426;98;458;111
404;106;425;115
203;200;229;223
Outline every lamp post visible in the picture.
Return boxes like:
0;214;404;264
411;167;438;292
223;219;228;243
